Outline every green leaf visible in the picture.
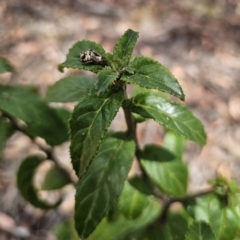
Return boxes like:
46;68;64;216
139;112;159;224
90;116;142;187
129;92;206;146
121;57;185;100
95;67;119;94
87;194;161;240
0;85;69;145
70;89;124;178
54;219;79;240
0;117;14;158
167;212;191;240
53;107;71;126
185;222;216;240
188;194;240;240
17;155;61;209
74;137;135;238
41;165;71;190
141;212;190;240
164;131;185;160
45;75;95;102
0;57;15;73
140;145;188;197
112;29;139;70
118;178;149;219
58;40;106;73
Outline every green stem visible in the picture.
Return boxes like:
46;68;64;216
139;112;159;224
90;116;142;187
122;86;147;178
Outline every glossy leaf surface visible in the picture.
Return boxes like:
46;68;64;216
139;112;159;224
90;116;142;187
74;137;135;238
17;155;61;209
122;57;184;100
0;85;69;145
69;90;124;178
58;40;106;73
45;75;95;102
95;67;119;94
140;145;188;197
129;92;206;145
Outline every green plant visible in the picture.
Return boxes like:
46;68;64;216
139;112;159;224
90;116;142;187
1;29;240;240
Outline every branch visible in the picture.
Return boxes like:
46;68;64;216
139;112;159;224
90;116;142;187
157;188;214;224
3;113;76;186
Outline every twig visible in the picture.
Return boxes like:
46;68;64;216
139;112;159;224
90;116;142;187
3;113;76;186
157;188;214;224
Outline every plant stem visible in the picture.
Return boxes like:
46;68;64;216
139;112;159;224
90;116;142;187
3;113;76;186
157;188;214;224
122;87;147;177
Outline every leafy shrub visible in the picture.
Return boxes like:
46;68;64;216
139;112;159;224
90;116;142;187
0;29;240;240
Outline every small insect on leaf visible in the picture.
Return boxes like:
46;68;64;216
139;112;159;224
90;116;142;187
80;50;104;65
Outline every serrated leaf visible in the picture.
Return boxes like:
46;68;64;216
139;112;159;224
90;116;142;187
87;193;161;240
118;177;149;219
70;89;124;178
45;75;95;102
0;85;69;145
58;40;106;73
185;222;216;240
129;92;206;146
41;165;71;190
0;117;14;158
121;57;185;100
17;155;61;209
74;137;135;238
95;67;119;94
164;131;185;160
0;57;15;73
140;145;188;197
112;29;139;70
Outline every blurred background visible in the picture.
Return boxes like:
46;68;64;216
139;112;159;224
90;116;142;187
1;0;240;239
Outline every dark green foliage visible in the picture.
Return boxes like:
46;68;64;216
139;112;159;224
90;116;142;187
140;145;188;197
74;136;135;238
45;75;95;102
69;90;124;178
95;67;119;94
122;57;185;100
17;155;61;209
2;29;238;240
58;40;106;73
0;85;69;145
128;92;206;145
